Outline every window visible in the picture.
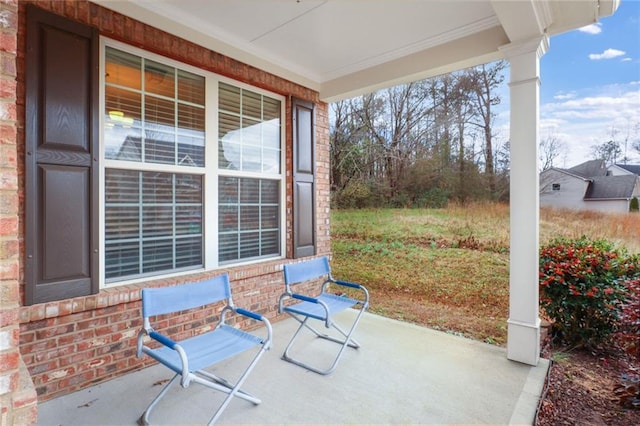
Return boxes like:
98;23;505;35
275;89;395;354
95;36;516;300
552;183;561;191
102;43;283;285
218;83;282;263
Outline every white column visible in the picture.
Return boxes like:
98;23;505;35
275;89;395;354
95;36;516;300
500;36;548;366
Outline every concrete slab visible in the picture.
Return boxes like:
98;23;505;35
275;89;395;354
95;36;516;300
37;311;549;425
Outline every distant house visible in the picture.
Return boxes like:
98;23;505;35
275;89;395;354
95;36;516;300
608;163;640;176
540;160;640;213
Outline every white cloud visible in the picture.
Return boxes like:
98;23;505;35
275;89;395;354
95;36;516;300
589;48;626;60
540;84;640;166
553;92;576;100
578;23;602;35
622;57;632;62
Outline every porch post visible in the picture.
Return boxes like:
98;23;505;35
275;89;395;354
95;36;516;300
500;36;548;366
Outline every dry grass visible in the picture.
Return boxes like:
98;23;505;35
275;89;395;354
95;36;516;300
331;204;640;345
540;207;640;253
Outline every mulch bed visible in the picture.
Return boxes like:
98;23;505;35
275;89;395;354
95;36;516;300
536;343;640;426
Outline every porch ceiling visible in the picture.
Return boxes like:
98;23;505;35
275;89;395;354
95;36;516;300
96;0;619;102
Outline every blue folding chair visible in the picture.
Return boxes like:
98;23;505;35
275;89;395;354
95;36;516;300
279;256;369;375
136;274;272;425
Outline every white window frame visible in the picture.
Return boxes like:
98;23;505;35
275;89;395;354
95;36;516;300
99;38;286;288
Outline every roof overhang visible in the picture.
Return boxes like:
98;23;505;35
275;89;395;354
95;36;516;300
95;0;620;102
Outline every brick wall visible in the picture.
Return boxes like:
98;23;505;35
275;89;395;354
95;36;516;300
14;0;331;403
1;0;38;424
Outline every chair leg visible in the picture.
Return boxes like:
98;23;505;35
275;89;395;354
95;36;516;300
282;309;366;375
139;347;268;425
138;373;181;425
206;346;269;425
196;370;261;404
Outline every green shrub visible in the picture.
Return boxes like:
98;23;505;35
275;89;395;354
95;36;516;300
614;256;640;359
630;196;639;212
539;236;631;347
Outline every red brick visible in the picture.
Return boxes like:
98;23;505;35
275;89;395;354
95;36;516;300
34;323;74;340
0;123;17;144
0;307;17;328
12;386;37;410
0;33;16;54
0;278;18;303
0;350;19;370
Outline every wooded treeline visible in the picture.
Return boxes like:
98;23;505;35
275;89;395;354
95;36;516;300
330;61;510;208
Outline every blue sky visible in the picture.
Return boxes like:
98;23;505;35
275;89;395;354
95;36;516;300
538;0;640;167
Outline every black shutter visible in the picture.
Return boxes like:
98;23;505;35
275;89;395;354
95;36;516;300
292;98;316;258
25;6;99;305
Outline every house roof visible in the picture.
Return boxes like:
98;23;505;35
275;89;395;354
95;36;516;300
613;164;640;175
584;175;639;200
95;0;619;102
567;159;608;178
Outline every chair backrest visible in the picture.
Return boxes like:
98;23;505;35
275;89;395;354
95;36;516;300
141;274;231;319
283;256;330;286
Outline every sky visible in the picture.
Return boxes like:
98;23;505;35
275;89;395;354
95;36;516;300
537;0;640;168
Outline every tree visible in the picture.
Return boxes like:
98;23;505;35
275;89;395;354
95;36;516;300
539;131;566;171
465;61;506;194
591;140;622;166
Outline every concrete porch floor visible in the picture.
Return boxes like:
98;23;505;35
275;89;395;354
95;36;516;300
37;310;549;425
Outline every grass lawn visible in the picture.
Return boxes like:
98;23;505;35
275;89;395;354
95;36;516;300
330;203;640;345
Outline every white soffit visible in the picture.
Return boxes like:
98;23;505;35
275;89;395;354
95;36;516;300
95;0;619;102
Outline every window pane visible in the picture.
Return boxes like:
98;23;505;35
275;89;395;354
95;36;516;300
105;87;142;161
263;97;280;121
261;205;278;229
106;47;141;89
142;239;173;273
263;148;280;174
105;241;140;279
175;174;202;203
240;206;259;231
218;83;281;174
240;232;260;259
261;180;279;203
219;205;238;231
145;95;175;129
242;145;262;172
242;90;262;119
142;172;173;203
240;179;259;203
178;70;205;105
219;177;238;203
176;206;202;235
219;233;238;262
106;169;139;202
105;168;203;282
242;118;261;146
145;60;175;98
219;83;240;114
218;177;280;263
262;120;280;148
176;237;202;268
178;104;205;167
261;230;279;255
105;206;139;239
142;206;173;237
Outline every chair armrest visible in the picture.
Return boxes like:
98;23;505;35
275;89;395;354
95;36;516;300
292;293;333;328
149;331;177;349
292;293;319;303
334;279;362;289
147;331;190;386
332;280;370;307
234;308;273;350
